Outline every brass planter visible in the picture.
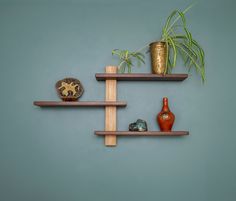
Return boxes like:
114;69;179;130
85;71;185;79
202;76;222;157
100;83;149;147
150;41;167;74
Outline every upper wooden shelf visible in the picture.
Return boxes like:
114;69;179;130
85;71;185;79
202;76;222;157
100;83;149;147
34;101;127;107
95;73;188;81
95;131;189;136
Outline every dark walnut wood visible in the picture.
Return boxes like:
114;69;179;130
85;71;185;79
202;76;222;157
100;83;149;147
34;101;127;107
95;131;189;136
95;73;188;81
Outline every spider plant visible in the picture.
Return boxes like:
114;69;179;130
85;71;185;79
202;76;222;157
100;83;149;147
111;49;145;73
160;4;205;82
111;4;205;82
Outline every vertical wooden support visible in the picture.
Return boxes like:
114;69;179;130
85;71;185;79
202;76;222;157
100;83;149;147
105;66;117;146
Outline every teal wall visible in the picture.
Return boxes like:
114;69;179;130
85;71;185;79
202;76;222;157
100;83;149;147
0;0;236;201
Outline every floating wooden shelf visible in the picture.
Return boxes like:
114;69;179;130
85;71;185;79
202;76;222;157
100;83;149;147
95;73;188;81
34;101;127;107
95;131;189;136
34;66;189;147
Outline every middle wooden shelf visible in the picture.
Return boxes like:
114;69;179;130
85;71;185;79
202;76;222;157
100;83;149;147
34;101;127;107
33;66;189;147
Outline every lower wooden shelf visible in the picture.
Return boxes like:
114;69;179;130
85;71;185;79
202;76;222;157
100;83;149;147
34;101;127;107
95;131;189;136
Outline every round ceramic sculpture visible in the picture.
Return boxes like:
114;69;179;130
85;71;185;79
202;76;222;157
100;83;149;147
56;78;84;101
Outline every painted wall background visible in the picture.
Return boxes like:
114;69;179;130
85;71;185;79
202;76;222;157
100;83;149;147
0;0;236;201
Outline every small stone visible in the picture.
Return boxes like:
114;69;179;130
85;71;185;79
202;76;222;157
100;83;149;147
129;119;148;131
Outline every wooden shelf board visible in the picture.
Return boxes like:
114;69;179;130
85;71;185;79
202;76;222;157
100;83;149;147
95;131;189;136
34;101;127;107
95;73;188;81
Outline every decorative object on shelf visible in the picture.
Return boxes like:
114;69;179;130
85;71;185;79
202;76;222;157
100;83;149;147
34;66;189;147
111;4;205;82
150;41;167;74
157;97;175;131
111;49;145;73
56;78;84;101
129;119;148;131
150;4;205;82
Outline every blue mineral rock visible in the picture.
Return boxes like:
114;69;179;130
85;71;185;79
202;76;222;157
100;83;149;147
129;119;148;131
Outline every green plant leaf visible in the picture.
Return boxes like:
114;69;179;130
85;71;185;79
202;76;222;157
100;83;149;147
168;56;173;73
164;42;169;74
173;35;205;66
112;49;121;56
112;47;146;73
167;36;177;67
135;55;145;64
184;27;193;46
163;10;178;34
165;3;195;33
175;43;205;82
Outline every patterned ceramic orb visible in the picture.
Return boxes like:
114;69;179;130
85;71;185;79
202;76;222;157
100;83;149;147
56;78;84;101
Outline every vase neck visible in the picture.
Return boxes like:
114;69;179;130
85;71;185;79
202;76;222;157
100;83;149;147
162;97;170;112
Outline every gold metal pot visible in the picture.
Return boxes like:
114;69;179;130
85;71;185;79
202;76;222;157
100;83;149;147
150;41;167;74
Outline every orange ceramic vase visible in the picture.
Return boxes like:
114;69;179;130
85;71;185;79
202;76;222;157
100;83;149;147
157;97;175;131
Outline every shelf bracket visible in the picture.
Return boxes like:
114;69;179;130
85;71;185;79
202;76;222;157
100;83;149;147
105;66;117;146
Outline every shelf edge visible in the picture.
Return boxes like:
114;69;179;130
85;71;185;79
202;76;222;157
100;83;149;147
95;131;189;136
34;101;127;107
95;73;188;81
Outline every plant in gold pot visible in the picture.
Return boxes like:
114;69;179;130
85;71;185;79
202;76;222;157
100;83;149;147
112;4;205;82
150;5;205;82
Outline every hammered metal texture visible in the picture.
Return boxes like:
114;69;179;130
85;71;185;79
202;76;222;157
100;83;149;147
150;42;167;74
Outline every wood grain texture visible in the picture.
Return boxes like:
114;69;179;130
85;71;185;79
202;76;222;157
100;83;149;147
33;101;126;107
95;131;189;136
96;73;188;81
105;66;117;146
